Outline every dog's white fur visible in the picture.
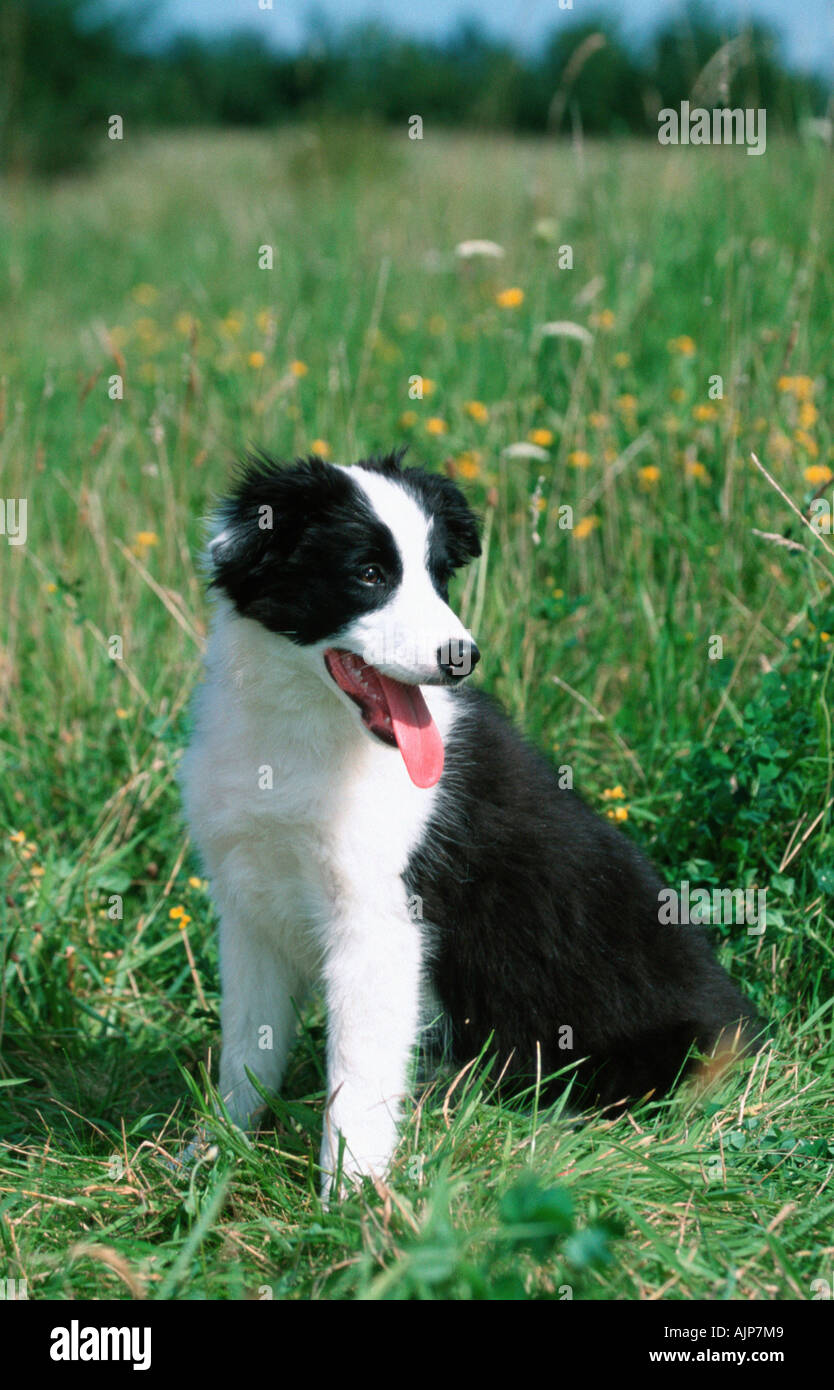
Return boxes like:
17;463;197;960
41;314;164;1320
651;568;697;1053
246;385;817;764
180;467;474;1192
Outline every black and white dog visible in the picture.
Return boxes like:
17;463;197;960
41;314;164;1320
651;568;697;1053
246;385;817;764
181;449;761;1193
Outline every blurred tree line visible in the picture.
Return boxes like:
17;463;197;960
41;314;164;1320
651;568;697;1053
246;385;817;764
0;0;828;175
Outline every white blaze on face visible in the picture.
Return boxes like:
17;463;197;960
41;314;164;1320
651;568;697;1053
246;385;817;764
344;467;473;681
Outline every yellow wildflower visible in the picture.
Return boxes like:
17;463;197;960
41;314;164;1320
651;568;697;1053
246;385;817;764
426;417;448;435
457;450;482;479
465;400;489;423
528;428;553;447
668;335;696;355
795;429;819;457
496;287;524;308
573;516;599;540
778;375;814;400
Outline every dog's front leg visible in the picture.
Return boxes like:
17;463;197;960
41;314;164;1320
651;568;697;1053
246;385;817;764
320;899;421;1197
218;916;305;1130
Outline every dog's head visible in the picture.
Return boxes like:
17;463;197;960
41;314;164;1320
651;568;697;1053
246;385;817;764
208;449;481;787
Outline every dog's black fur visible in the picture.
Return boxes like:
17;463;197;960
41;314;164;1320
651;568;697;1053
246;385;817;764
407;684;763;1105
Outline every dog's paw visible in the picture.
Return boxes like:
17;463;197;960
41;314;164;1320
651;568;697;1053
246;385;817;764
320;1164;376;1207
164;1127;218;1176
319;1143;390;1205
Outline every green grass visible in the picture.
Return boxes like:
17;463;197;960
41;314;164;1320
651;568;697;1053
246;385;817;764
1;126;833;1300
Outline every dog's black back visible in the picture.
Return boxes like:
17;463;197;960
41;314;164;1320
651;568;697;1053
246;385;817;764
407;686;763;1106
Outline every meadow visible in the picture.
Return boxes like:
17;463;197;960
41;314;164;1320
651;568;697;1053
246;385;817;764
1;125;833;1300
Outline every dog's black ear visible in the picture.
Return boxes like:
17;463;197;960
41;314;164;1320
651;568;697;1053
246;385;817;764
404;467;482;569
431;472;482;568
208;453;346;590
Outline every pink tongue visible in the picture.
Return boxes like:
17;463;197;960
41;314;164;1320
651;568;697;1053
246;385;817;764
377;673;445;789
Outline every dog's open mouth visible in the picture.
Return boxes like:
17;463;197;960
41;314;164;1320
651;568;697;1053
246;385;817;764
324;648;444;789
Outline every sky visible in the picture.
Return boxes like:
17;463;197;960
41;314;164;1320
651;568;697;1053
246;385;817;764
117;0;834;75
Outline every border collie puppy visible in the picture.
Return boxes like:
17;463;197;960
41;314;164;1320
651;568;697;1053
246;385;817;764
181;449;761;1193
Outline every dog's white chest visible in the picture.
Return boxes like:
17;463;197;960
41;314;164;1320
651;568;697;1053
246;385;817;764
180;617;453;978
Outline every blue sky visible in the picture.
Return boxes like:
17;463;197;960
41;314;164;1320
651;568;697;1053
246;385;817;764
120;0;833;74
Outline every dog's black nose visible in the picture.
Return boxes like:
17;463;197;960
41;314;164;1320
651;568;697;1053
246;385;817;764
437;640;480;680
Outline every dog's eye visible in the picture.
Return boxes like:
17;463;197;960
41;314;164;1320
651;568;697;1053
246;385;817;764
359;564;385;586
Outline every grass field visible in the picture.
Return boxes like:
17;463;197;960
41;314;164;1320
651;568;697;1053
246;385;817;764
1;126;834;1300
